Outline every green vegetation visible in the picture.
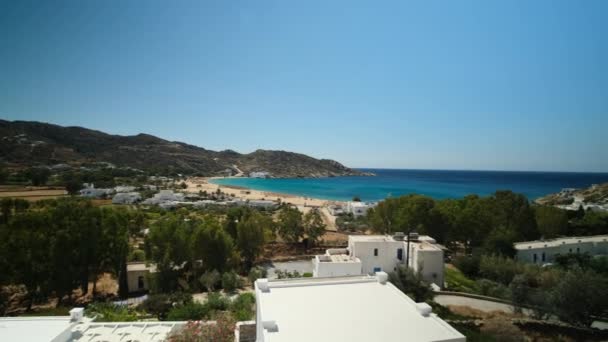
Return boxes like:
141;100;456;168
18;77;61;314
85;303;138;322
445;267;479;293
388;266;434;302
0;198;136;309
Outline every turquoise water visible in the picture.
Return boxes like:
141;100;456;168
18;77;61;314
210;169;608;202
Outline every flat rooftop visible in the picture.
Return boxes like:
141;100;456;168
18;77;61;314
0;316;73;341
514;234;608;250
255;275;465;342
317;254;361;263
70;321;183;342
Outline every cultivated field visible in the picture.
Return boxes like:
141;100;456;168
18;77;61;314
0;186;68;201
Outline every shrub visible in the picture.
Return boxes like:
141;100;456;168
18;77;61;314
452;255;480;278
475;279;510;300
167;312;235;342
167;302;210;321
445;267;479;293
388;265;434;302
200;270;221;292
85;303;138;322
302;272;313;278
206;292;230;311
248;266;267;283
221;272;241;292
140;294;171;320
129;249;146;262
230;293;256;321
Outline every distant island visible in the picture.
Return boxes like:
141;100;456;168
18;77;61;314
0;120;368;178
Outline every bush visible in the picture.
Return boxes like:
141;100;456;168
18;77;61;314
479;255;526;285
453;255;480;278
475;279;510;300
167;312;235;342
302;272;313;278
221;272;241;292
248;266;267;283
230;293;256;321
206;293;230;311
388;266;434;302
445;267;479;293
200;270;221;292
85;303;138;322
129;249;146;262
167;302;210;321
140;294;171;320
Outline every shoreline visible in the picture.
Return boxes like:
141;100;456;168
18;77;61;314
185;177;344;208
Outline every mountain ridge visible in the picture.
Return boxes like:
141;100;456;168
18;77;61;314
0;120;368;178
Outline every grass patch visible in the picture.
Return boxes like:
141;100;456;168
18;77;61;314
445;267;479;293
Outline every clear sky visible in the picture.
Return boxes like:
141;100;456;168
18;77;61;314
1;0;607;172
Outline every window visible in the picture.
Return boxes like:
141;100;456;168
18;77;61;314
541;252;545;262
374;248;378;256
397;248;403;261
373;267;381;273
533;253;537;263
576;247;580;253
138;276;145;290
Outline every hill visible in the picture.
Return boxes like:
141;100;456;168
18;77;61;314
0;120;367;178
535;182;608;211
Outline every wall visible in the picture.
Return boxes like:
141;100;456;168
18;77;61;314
313;257;362;277
350;239;406;274
411;244;444;287
516;239;608;264
127;270;149;293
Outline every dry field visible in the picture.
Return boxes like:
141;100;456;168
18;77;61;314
0;186;68;201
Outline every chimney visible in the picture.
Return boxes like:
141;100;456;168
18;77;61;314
69;307;84;322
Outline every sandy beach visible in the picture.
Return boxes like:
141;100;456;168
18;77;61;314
184;177;343;230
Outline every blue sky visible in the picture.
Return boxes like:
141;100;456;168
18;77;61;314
1;0;607;172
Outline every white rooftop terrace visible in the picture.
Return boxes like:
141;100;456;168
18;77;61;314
514;234;608;250
0;316;73;342
255;274;465;342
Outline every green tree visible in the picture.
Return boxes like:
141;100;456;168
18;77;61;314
552;269;608;326
534;206;568;238
0;166;8;184
192;217;234;272
277;206;304;243
303;209;326;245
482;226;517;257
26;167;51;186
221;271;241;292
236;211;268;268
199;270;221;292
388;265;434;302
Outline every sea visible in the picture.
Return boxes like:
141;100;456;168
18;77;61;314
210;169;608;202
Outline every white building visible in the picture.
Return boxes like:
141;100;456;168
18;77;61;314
0;308;185;342
141;190;185;206
248;200;278;210
514;235;608;264
114;185;136;193
254;274;465;342
313;233;445;287
79;184;114;198
112;192;142;204
327;204;344;216
126;262;157;293
345;201;376;217
250;171;270;178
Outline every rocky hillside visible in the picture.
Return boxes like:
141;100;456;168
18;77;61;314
535;183;608;210
0;120;368;178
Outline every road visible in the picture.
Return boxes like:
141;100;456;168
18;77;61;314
434;294;521;314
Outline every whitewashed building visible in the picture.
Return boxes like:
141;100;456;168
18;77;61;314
249;171;270;178
141;190;185;206
313;233;445;287
345;201;376;217
254;274;465;342
126;262;157;293
79;184;114;198
114;185;136;193
112;192;142;204
514;235;608;264
0;309;186;342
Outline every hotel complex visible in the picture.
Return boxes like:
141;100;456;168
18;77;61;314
313;233;445;287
